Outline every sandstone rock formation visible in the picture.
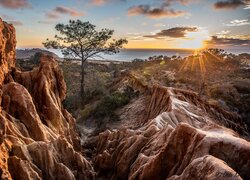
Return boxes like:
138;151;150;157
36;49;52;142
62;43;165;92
0;18;15;85
0;19;94;180
88;73;250;180
1;18;250;180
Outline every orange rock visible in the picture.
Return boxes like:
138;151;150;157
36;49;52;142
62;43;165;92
91;74;250;180
0;20;95;180
0;18;16;86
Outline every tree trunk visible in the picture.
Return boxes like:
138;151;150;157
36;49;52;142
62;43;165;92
80;59;85;105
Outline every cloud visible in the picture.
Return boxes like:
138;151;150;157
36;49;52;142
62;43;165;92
46;6;85;19
90;0;126;6
46;12;60;19
154;23;166;27
91;0;106;5
216;30;230;37
206;35;250;46
164;0;195;6
38;20;55;25
92;0;194;6
144;27;198;38
8;20;23;26
54;6;85;17
0;0;31;9
127;0;194;19
225;19;250;26
213;0;248;9
128;5;186;19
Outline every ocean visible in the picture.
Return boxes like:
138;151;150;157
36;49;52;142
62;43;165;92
50;49;195;62
96;49;195;61
42;48;250;62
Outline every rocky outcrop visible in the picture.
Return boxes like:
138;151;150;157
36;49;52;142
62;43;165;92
0;18;15;86
89;74;250;180
12;55;80;148
0;19;95;180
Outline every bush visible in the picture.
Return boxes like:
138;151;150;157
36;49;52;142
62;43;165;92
93;91;130;122
30;52;43;65
63;94;82;113
80;105;94;120
164;75;175;86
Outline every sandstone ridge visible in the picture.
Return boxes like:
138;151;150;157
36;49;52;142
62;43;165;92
88;72;250;180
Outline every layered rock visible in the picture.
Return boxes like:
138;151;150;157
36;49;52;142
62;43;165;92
0;18;15;85
0;19;94;180
89;73;250;180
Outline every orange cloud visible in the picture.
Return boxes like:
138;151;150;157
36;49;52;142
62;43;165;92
92;0;106;6
54;6;85;17
0;0;31;9
91;0;126;6
46;6;85;19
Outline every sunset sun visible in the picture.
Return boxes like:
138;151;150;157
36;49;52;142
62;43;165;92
179;29;210;50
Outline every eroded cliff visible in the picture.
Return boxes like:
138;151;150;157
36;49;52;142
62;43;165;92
87;72;250;180
0;19;94;180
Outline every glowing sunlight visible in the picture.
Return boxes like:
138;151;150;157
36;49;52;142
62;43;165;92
179;29;210;50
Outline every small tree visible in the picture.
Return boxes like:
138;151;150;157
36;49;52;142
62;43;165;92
43;19;127;104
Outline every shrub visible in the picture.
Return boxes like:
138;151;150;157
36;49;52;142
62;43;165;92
30;52;43;65
93;91;130;122
80;105;92;119
63;94;82;113
164;75;174;86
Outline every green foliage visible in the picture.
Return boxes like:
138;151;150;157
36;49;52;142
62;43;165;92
176;76;191;84
43;19;128;103
16;52;43;71
63;94;82;113
43;20;128;61
209;87;223;98
29;52;43;65
93;91;130;121
80;105;94;120
209;85;240;109
164;75;176;86
132;58;144;62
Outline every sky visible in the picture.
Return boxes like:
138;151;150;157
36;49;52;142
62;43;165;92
0;0;250;51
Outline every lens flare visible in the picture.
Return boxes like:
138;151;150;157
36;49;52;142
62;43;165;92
178;28;210;50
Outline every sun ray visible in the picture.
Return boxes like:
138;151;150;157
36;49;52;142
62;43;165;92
198;55;206;74
191;56;196;71
179;58;190;72
206;50;223;62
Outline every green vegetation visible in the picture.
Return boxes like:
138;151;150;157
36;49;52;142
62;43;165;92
93;91;130;122
60;61;112;112
16;48;250;131
43;19;127;104
16;52;43;71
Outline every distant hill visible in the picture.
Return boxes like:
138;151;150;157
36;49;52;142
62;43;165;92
16;48;60;59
